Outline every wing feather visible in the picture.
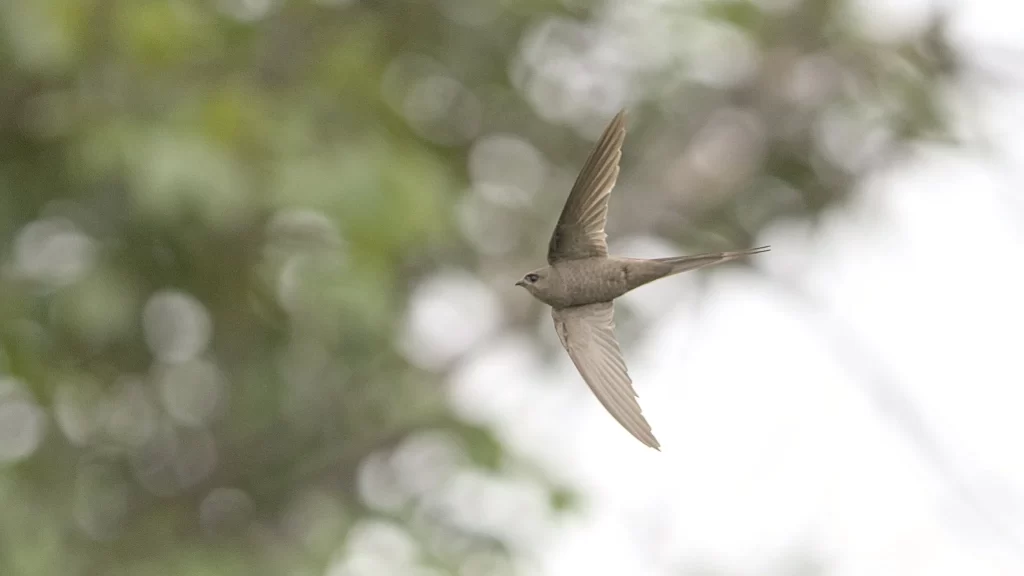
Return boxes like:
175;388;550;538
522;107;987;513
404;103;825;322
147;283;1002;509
552;302;660;449
547;110;627;263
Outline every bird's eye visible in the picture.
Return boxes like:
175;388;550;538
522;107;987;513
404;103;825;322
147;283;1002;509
525;273;539;283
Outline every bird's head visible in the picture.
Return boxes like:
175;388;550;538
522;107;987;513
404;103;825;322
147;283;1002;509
515;267;551;298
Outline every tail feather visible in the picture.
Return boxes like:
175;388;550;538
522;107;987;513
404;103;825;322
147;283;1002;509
655;245;770;275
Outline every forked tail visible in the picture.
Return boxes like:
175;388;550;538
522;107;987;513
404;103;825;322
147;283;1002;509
655;245;770;275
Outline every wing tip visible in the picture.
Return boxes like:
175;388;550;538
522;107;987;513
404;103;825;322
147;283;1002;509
639;424;661;450
612;109;628;135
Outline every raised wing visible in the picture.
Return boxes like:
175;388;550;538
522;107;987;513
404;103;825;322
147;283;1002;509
547;110;627;264
552;302;660;449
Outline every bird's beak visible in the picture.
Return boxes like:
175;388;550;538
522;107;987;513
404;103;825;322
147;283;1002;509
514;280;525;287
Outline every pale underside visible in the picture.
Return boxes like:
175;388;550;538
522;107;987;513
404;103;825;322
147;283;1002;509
552;303;660;449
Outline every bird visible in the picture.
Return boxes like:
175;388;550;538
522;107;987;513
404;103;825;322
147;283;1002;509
514;110;770;450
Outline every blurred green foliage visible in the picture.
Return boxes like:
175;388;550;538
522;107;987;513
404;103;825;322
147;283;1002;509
0;0;960;575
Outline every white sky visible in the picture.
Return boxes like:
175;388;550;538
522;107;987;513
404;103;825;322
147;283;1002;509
449;0;1024;574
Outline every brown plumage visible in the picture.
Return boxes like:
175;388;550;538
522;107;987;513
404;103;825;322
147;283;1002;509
515;110;770;450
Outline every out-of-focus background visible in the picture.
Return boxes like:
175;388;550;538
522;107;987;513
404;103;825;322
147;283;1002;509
1;0;1022;574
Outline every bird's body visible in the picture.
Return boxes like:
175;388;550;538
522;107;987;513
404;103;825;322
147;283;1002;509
515;110;769;449
523;258;656;308
525;252;768;309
